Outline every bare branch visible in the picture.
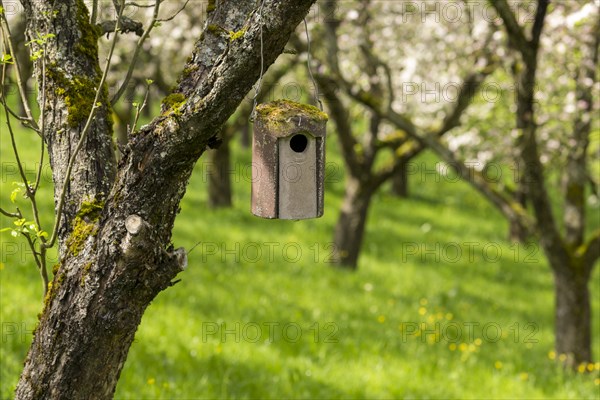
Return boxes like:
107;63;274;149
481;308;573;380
97;17;144;36
156;0;189;23
0;1;39;132
489;0;530;55
110;0;161;104
530;0;549;49
0;207;19;218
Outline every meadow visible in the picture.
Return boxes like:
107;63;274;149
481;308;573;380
1;111;599;399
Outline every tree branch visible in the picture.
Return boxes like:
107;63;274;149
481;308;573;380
530;0;550;49
97;17;143;36
110;0;161;104
580;230;600;272
489;0;530;55
563;6;600;249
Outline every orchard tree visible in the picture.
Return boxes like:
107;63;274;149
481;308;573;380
337;0;599;365
0;0;316;397
299;0;500;268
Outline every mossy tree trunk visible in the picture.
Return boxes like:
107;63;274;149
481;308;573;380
14;1;317;398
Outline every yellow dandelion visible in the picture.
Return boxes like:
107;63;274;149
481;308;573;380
0;262;4;271
468;344;476;352
216;344;222;354
595;362;600;371
449;343;457;351
520;372;528;381
445;313;453;320
548;351;556;360
577;364;586;373
595;378;600;386
474;338;482;346
558;353;567;362
427;315;435;324
420;298;428;306
436;312;444;320
377;315;386;323
587;363;595;372
418;307;427;316
147;378;155;385
494;361;503;370
459;343;467;352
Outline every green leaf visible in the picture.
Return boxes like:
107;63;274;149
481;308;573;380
1;53;13;64
10;187;20;203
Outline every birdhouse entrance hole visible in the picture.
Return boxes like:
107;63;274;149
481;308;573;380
290;134;308;153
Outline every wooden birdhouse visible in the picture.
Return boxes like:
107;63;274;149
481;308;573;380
252;100;328;219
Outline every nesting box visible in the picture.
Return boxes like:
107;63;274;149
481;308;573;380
252;100;328;219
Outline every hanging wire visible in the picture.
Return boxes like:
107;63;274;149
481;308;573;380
303;17;322;110
250;1;322;121
250;0;267;122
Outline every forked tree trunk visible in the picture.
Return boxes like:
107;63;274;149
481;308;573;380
14;1;316;398
553;265;592;365
333;177;373;269
208;133;233;208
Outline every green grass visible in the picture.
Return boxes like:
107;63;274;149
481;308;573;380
1;109;599;399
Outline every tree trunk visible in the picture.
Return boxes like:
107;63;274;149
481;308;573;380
207;132;233;208
14;1;317;398
390;158;409;198
332;177;373;269
508;182;528;242
553;266;592;365
240;120;250;148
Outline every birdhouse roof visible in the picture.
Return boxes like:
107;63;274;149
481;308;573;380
255;100;328;138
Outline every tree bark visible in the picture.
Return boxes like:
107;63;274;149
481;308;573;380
332;177;374;269
390;158;409;198
553;265;592;365
508;181;528;242
22;0;118;254
15;1;317;398
207;130;233;208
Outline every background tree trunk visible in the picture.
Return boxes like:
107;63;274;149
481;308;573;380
508;181;528;242
207;131;233;208
390;158;409;198
333;177;373;269
553;266;592;365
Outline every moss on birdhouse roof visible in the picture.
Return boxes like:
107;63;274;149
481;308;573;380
256;99;328;122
